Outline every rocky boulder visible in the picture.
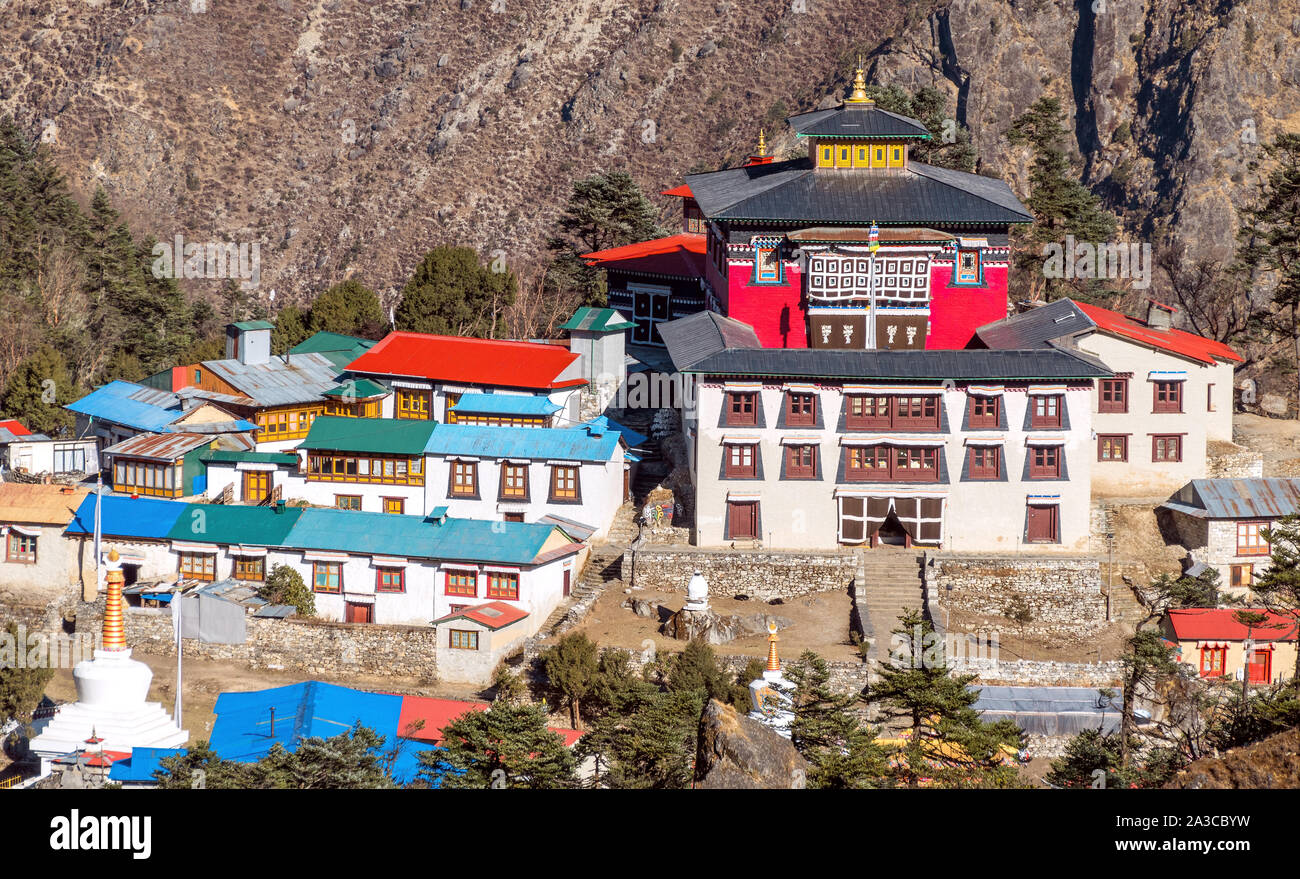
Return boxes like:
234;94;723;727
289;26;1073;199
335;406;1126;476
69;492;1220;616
695;699;808;789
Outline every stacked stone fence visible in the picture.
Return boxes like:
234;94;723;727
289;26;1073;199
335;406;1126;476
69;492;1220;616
1206;442;1264;479
924;553;1107;639
628;547;857;600
73;598;439;680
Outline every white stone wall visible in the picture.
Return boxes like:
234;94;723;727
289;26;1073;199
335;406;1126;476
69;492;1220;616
691;380;1094;552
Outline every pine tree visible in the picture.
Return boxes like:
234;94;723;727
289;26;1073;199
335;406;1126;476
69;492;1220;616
1006;97;1119;303
1254;515;1300;681
785;650;888;788
1236;133;1300;409
308;277;386;338
394;246;514;338
540;631;599;728
154;741;251;789
0;345;79;435
258;564;315;617
271;304;311;354
578;688;702;789
424;702;575;789
248;723;395;789
0;621;56;725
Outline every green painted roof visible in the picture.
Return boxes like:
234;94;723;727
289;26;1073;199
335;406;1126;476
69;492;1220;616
165;503;304;547
201;450;299;466
322;378;389;399
290;332;377;370
231;320;275;331
300;416;434;456
559;307;636;333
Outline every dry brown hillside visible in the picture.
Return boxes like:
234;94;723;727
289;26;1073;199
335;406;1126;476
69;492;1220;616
3;0;1299;314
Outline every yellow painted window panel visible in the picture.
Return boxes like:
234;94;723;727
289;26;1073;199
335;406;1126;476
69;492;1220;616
818;146;834;168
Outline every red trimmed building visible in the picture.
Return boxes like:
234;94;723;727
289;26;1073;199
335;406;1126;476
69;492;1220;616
1162;609;1297;685
588;67;1032;352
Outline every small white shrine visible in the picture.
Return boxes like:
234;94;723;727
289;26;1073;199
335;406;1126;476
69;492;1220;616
747;622;796;739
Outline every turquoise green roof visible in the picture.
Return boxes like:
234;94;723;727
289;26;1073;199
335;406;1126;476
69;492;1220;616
559;307;636;333
290;332;377;370
231;320;275;331
201;450;299;466
322;378;389;399
165;503;304;547
300;416;434;456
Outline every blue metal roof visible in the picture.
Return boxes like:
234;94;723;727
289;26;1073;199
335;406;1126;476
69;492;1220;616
66;381;185;433
452;392;561;417
210;681;403;763
106;747;187;784
424;424;621;462
65;493;188;540
584;415;647;449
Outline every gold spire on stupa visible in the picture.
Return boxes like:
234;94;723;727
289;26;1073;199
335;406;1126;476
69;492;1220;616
756;128;767;158
845;57;872;104
765;621;781;673
102;548;127;652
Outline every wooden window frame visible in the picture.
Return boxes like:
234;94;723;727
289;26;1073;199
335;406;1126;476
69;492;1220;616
376;567;405;594
1236;520;1270;556
1099;378;1128;413
486;571;520;600
1153;381;1183;414
445;570;477;597
723;444;757;478
783;444;817;479
785;391;817;426
449;460;479;498
396;388;431;420
1151;434;1183;463
1230;564;1254;589
845;445;939;483
449;629;479;650
334;494;362;511
725;391;758;427
1029;394;1063;429
5;531;37;564
966;395;1000;428
179;551;216;582
306;453;424;487
499;462;529;501
382;497;405;515
1097;434;1129;462
312;562;343;594
1199;646;1226;678
846;394;940;431
967;445;1001;480
549;465;581;502
232;555;265;582
1027;445;1062;479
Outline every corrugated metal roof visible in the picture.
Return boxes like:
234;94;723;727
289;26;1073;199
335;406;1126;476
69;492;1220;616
559;307;636;333
203;352;342;407
290;332;379;371
0;483;90;525
684;158;1033;225
66;493;188;540
787;104;932;139
165;503;303;547
424;423;622;462
684;347;1112;380
451;393;561;417
346;332;584;391
301;416;435;456
1169;478;1300;519
431;600;529;630
584;416;647;449
67;381;186;433
102;432;214;461
658;311;763;372
174;387;256;407
787;226;955;243
200;449;299;466
321;378;389;399
975;299;1093;349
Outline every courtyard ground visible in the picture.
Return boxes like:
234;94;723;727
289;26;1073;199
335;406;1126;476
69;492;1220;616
1233;411;1300;475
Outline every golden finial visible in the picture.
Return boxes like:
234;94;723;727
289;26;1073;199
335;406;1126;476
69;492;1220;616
108;548;120;563
756;128;767;157
766;621;781;672
846;56;872;104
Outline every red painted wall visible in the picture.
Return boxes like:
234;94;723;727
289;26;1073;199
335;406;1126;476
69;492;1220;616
727;264;807;348
926;262;1009;350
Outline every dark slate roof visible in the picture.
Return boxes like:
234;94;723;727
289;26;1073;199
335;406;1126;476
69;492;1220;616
683;348;1112;381
974;299;1094;349
1162;479;1300;519
787;104;932;139
658;311;763;371
683;158;1033;225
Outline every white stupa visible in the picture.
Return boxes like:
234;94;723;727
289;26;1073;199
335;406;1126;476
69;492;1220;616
30;550;188;769
747;622;796;739
683;570;710;612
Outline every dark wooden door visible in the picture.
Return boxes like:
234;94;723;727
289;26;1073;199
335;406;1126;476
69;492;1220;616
563;570;571;598
728;501;758;539
345;602;373;624
1026;505;1058;543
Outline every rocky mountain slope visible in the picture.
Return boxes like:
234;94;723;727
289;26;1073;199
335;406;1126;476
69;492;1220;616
3;0;1298;308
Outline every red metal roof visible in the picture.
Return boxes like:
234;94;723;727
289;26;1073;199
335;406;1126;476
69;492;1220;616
431;600;530;630
582;233;707;278
395;695;583;746
346;332;584;390
1167;609;1299;642
1073;301;1243;365
0;419;31;436
661;184;694;198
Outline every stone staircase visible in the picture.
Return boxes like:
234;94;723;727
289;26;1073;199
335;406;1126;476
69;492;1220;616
854;548;926;662
539;502;640;635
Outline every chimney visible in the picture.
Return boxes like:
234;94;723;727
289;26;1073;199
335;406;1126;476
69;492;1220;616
274;499;286;515
1146;299;1175;330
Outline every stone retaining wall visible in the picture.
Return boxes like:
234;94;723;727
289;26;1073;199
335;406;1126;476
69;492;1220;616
924;553;1107;638
628;547;857;600
73;598;439;680
1207;443;1264;479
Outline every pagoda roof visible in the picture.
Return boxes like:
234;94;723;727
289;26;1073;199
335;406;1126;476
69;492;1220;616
684;158;1033;226
581;233;707;279
787;103;932;140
